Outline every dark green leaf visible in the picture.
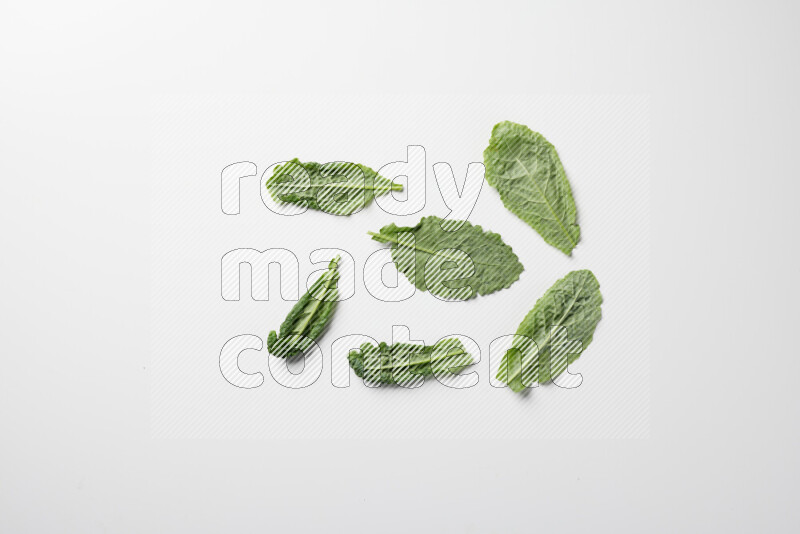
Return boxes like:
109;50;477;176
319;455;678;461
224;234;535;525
267;256;340;358
265;159;401;215
348;338;474;385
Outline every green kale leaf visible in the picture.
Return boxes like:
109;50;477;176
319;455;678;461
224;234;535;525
484;121;580;255
497;270;603;392
265;159;401;215
348;338;474;385
369;215;523;300
267;256;340;358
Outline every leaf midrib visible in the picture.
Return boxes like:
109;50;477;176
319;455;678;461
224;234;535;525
368;232;511;269
315;182;403;192
363;348;471;371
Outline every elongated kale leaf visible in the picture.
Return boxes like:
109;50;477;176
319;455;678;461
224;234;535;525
348;338;474;385
484;121;580;255
265;159;401;215
497;270;602;392
369;215;523;300
267;256;340;358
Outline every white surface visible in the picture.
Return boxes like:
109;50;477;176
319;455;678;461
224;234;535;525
151;94;649;439
1;0;799;532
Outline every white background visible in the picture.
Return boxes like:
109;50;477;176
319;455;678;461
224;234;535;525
151;94;649;439
1;1;798;532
